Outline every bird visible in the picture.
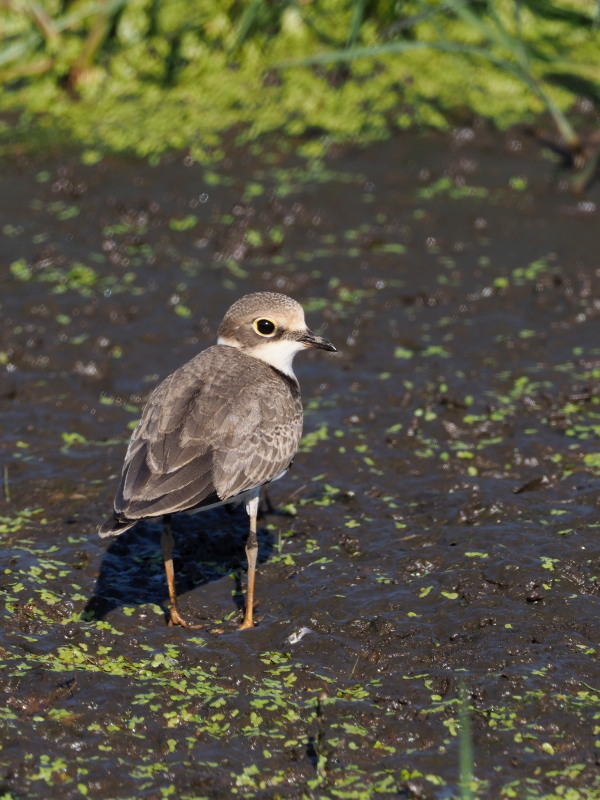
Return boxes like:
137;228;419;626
98;292;337;630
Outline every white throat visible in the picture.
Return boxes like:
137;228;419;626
217;335;304;379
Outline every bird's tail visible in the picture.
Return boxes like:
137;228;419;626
98;514;137;538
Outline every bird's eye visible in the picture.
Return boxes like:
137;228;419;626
253;318;277;336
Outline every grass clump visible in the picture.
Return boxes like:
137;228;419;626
0;0;599;161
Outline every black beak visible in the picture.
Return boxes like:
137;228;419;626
299;329;337;352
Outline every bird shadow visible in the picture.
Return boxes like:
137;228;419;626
83;504;275;625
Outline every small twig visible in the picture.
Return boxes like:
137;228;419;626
68;13;110;87
24;1;60;43
3;464;10;503
571;146;600;194
2;57;55;81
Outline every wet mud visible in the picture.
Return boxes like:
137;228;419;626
1;128;599;798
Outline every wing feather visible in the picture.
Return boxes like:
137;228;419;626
113;346;302;521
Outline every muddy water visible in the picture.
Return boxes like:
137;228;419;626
1;129;599;799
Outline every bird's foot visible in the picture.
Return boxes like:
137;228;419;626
237;612;256;631
167;605;201;629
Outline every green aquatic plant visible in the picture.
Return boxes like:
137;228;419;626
458;686;475;800
1;0;599;163
282;0;598;155
0;0;129;83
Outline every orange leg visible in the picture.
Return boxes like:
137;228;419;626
161;516;199;629
238;495;259;630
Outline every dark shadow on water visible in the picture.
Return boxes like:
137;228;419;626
83;504;274;624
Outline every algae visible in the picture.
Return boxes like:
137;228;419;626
1;1;599;161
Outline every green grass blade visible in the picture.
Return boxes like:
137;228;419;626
230;0;267;52
0;33;42;67
52;0;130;34
346;0;367;48
458;686;474;800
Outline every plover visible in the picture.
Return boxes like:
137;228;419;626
99;292;336;630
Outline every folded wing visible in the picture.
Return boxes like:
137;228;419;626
113;346;303;522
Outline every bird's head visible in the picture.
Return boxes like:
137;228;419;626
217;292;336;378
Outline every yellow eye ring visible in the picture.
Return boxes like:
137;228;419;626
253;318;277;337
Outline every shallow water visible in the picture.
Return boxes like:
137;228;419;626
1;129;599;799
